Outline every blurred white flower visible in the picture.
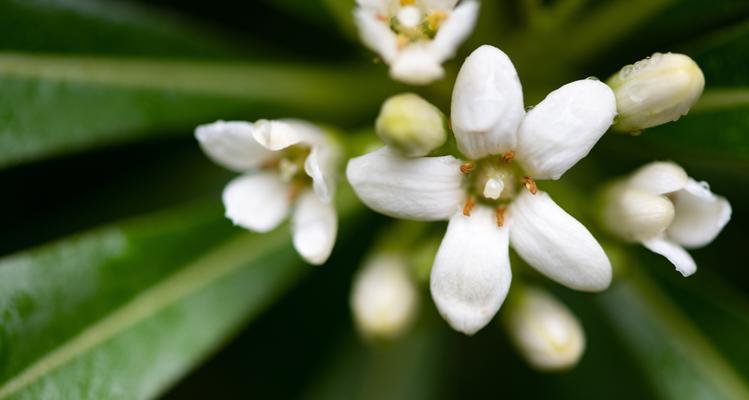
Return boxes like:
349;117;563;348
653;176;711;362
347;45;615;335
608;52;704;133
504;287;585;371
600;161;731;276
354;0;479;85
376;92;447;157
350;253;419;339
196;119;340;265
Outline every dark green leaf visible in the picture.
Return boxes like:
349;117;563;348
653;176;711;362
0;53;397;169
0;201;302;398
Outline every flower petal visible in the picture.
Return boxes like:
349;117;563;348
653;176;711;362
420;0;459;11
356;0;390;14
628;161;688;195
305;143;340;204
195;120;275;172
509;191;611;291
667;178;732;248
428;1;479;62
642;237;697;277
430;206;512;335
451;45;524;159
347;147;465;221
516;79;616;180
390;45;445;85
354;8;398;63
292;190;338;265
222;172;290;233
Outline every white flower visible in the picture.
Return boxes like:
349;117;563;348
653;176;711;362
600;161;731;276
504;287;585;371
196;119;340;265
350;253;419;339
347;45;615;335
376;93;447;157
354;0;479;85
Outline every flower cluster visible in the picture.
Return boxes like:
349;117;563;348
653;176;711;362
193;1;730;373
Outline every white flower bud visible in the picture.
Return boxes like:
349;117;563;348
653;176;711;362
375;93;447;157
350;254;418;340
608;53;704;133
504;288;585;371
599;182;676;242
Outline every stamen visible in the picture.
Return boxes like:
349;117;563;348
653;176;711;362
427;10;448;31
376;14;388;22
400;0;415;5
523;176;538;195
447;118;452;130
495;206;506;227
463;196;475;216
287;182;303;202
396;34;410;49
460;162;475;174
502;151;515;163
260;158;280;170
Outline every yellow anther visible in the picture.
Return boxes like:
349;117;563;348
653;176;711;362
496;206;506;227
523;176;538;195
427;10;448;31
400;0;416;5
463;196;475;216
502;151;515;163
460;162;475;174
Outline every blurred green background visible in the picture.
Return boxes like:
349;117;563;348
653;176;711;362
0;0;748;398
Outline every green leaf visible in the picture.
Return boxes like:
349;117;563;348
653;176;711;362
598;262;749;400
0;53;397;169
0;0;248;57
0;201;304;398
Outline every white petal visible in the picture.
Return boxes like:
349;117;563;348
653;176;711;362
251;119;309;151
509;191;612;291
292;190;338;265
428;1;479;62
222;172;290;233
195;121;275;172
356;0;390;14
516;79;616;180
642;237;697;276
628;161;688;195
304;134;341;203
350;253;418;339
354;8;398;63
667;178;732;248
450;45;524;159
346;147;465;221
430;206;512;335
390;45;445;85
600;183;675;242
420;0;459;11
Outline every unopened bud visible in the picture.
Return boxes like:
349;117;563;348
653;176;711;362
608;53;704;133
350;254;418;339
599;182;675;242
376;93;447;157
504;288;585;371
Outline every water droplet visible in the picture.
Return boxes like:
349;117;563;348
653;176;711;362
586;76;600;81
620;65;634;79
699;181;711;191
650;52;663;64
525;105;535;111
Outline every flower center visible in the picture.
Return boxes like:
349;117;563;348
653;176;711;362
386;2;448;47
262;145;312;200
459;151;538;226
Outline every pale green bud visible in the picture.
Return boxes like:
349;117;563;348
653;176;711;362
375;93;447;157
350;253;418;340
503;287;585;371
608;53;704;133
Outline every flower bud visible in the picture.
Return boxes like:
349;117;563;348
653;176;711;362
350;254;418;339
375;93;447;157
503;288;585;371
599;182;675;242
608;53;704;133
